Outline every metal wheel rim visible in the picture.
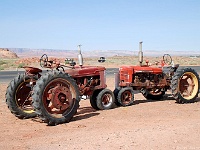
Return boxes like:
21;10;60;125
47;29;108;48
43;78;76;118
15;79;35;113
121;91;132;104
101;93;112;106
179;72;198;100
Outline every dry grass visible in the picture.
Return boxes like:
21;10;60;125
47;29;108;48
0;59;18;70
85;56;200;68
0;56;200;71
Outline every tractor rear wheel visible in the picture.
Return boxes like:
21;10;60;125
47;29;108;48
142;88;165;100
117;87;134;107
32;71;80;125
96;89;115;110
6;74;38;119
171;68;199;103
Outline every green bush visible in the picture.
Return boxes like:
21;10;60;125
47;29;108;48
0;60;6;66
0;66;4;70
18;63;25;68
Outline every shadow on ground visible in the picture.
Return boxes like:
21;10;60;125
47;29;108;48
72;106;100;122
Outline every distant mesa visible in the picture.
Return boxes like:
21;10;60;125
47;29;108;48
1;48;200;58
0;48;19;58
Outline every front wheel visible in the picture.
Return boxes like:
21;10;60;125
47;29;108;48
171;68;199;103
96;89;115;110
32;71;80;125
117;87;134;107
90;89;102;110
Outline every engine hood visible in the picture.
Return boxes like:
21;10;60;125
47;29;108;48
120;65;163;74
65;66;106;77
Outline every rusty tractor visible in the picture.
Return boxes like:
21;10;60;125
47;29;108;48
114;42;199;106
6;45;115;125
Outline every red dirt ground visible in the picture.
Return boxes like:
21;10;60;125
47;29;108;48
1;76;200;150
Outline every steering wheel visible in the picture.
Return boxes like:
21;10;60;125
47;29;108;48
40;54;48;68
163;54;172;65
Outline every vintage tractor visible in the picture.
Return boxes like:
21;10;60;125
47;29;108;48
6;45;115;125
114;42;200;106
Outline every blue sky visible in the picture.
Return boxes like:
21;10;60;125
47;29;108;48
0;0;200;51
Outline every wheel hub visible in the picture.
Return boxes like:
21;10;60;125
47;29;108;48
179;73;196;99
102;94;111;105
122;91;132;104
51;85;72;110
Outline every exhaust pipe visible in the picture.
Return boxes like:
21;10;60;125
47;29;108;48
77;45;83;67
138;41;143;66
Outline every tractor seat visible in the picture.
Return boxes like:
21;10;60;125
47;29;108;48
23;66;42;74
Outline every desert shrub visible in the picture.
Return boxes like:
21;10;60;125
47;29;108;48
0;60;6;66
18;63;25;68
0;66;4;70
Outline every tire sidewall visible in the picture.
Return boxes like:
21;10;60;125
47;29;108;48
113;87;122;106
96;89;115;110
33;71;80;125
171;68;199;103
90;89;102;110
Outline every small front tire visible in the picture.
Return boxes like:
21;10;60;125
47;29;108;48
90;89;102;110
117;87;134;107
96;89;115;110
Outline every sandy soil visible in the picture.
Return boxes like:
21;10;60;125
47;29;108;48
1;76;200;150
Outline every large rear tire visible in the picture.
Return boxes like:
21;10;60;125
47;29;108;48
6;74;38;119
171;68;199;103
32;71;80;125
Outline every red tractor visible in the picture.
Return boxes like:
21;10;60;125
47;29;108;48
114;42;200;106
6;45;115;125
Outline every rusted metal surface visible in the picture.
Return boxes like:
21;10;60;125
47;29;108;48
120;90;133;105
64;66;107;96
65;66;105;77
15;78;36;112
23;66;42;75
118;64;171;91
101;93;112;106
119;66;163;84
33;55;107;97
43;79;75;116
50;85;72;110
